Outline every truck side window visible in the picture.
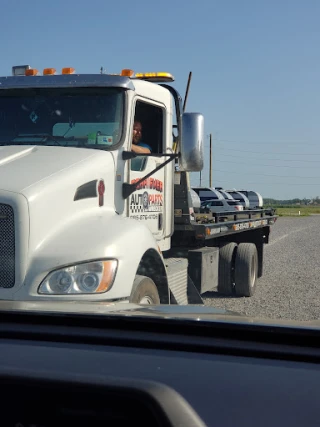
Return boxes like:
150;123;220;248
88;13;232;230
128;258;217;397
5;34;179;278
131;156;147;172
130;100;164;171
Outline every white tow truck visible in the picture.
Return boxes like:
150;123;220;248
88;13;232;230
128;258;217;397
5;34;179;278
0;65;276;304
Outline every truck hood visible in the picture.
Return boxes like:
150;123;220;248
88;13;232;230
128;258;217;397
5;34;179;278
0;145;98;193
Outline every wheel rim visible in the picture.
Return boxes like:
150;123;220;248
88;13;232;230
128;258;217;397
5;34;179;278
139;295;154;305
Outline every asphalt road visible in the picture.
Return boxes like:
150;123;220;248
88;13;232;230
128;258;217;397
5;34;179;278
203;215;320;321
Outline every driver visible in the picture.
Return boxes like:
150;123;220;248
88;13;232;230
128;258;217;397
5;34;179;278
131;120;151;154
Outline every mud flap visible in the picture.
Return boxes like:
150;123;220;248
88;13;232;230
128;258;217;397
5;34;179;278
187;276;204;304
166;258;204;305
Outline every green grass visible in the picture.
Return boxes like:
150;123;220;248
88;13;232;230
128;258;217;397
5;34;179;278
274;206;320;217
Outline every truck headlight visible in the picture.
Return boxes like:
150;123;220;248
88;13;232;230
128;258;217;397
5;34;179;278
38;260;118;295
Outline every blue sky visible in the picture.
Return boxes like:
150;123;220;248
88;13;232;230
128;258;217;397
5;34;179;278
1;0;320;199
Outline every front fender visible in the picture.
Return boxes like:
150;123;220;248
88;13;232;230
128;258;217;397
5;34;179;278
16;212;165;301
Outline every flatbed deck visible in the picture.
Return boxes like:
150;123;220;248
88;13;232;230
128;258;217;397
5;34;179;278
175;209;277;240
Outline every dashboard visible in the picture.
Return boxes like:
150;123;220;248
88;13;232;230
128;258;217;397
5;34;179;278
0;305;319;426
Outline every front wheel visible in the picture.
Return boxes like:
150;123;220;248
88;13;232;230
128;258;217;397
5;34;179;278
129;275;161;305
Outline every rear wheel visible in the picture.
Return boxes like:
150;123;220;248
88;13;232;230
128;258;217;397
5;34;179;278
234;243;258;297
130;275;161;305
218;242;237;295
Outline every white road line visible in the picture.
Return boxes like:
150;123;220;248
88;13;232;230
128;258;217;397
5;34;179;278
268;226;311;246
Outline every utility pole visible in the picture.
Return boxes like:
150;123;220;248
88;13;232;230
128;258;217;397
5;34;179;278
209;133;212;187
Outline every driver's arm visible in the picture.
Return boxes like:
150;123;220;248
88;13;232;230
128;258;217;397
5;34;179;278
132;144;151;154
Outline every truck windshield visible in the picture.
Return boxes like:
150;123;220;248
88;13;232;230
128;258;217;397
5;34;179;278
0;87;124;149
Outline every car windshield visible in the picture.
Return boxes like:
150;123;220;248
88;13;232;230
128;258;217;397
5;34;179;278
0;1;319;338
0;87;124;148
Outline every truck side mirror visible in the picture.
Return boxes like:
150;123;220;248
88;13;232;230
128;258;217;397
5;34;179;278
180;112;204;172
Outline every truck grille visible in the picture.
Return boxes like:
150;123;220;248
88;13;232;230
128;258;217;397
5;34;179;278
0;204;15;288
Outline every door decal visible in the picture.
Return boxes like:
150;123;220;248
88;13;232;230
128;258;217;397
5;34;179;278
129;177;163;220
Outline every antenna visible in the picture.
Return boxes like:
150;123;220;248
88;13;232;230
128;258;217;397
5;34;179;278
209;133;212;187
183;71;192;112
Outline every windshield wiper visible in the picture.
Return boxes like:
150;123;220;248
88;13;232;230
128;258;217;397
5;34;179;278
12;134;64;146
2;134;113;150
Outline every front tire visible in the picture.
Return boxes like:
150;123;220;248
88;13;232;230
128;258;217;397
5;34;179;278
130;275;161;305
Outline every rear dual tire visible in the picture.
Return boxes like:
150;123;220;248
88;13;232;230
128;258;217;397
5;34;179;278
218;242;237;295
218;242;258;297
234;243;258;297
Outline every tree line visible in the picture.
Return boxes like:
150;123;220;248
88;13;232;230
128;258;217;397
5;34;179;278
264;197;320;206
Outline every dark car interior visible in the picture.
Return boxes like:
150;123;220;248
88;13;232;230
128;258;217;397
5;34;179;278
0;303;319;427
